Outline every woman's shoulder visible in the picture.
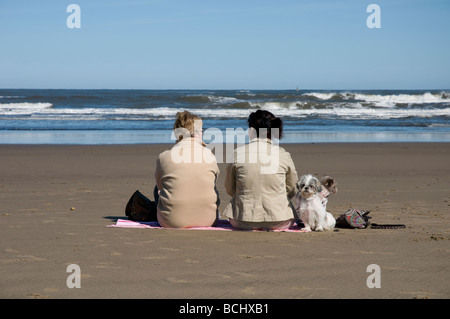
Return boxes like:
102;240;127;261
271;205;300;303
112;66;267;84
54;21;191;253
269;144;295;166
159;139;218;166
158;148;172;158
275;144;289;154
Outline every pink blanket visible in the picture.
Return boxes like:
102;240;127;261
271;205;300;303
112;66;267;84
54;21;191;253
108;219;310;232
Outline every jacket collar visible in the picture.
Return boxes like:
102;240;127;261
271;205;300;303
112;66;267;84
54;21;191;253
176;136;206;147
249;137;273;144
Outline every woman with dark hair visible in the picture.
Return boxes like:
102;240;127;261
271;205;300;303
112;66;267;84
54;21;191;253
247;109;283;140
222;110;298;230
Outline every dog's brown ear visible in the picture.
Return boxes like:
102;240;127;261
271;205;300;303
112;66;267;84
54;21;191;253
320;176;332;187
321;176;338;194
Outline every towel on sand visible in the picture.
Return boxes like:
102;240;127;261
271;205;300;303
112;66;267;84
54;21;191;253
108;219;310;232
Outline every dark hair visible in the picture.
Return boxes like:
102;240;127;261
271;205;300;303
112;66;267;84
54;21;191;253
248;109;283;139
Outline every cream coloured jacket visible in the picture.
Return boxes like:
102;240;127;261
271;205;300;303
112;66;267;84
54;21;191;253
155;137;220;228
222;138;298;222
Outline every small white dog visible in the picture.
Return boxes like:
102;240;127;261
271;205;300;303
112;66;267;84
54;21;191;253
295;174;336;232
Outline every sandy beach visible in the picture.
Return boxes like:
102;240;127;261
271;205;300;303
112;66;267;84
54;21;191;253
0;142;449;299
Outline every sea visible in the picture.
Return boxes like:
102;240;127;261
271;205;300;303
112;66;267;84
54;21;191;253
0;89;449;144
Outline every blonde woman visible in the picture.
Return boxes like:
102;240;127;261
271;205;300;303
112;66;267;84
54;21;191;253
155;111;220;228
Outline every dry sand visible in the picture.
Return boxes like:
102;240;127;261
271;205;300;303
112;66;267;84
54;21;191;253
0;143;449;299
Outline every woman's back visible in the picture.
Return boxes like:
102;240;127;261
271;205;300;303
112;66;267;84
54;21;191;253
156;137;220;228
223;137;297;223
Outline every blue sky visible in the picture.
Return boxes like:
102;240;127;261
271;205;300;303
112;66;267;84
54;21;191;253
1;0;449;90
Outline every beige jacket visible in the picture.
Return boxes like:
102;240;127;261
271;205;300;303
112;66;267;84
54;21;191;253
222;138;298;222
155;137;220;228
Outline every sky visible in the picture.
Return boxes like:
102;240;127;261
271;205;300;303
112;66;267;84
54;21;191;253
0;0;449;90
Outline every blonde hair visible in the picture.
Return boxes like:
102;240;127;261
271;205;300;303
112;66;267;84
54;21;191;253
173;110;202;141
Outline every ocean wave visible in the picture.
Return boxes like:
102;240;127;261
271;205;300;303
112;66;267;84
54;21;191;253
176;95;212;103
354;92;449;105
249;101;300;110
227;102;254;108
303;92;337;100
428;123;450;128
302;92;450;106
177;94;245;105
2;104;449;121
303;107;450;119
0;102;53;111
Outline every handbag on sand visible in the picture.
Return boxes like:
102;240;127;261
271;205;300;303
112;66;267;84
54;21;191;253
335;209;406;229
336;209;372;229
125;190;157;222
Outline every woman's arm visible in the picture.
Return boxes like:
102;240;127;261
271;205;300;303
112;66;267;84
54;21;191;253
284;153;298;199
224;163;236;196
155;156;163;191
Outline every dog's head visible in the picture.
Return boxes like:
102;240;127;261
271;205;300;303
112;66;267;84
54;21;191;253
297;174;322;198
320;176;337;194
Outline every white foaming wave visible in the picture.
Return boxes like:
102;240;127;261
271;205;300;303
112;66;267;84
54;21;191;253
353;92;448;105
302;92;450;105
0;102;53;115
0;105;254;119
209;96;241;104
294;105;450;119
303;92;336;100
428;123;450;128
181;94;243;105
170;105;450;120
251;101;299;111
0;102;53;109
2;104;449;120
145;107;252;118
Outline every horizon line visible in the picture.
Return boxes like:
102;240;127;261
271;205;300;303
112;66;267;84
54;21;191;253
1;87;450;91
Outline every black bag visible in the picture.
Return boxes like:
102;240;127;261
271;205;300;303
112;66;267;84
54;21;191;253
336;209;406;229
335;209;372;229
125;190;157;222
